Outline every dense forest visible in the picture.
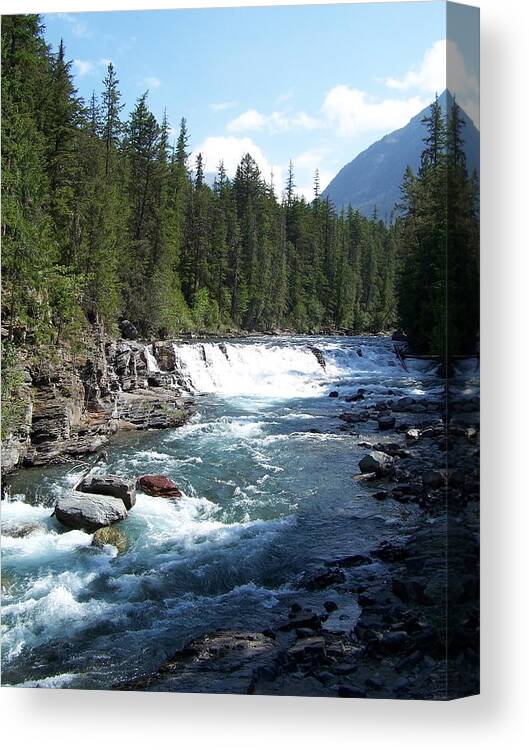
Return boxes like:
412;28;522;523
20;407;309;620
1;15;479;406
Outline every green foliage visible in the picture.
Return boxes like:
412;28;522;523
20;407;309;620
395;97;479;356
1;343;27;439
2;14;404;364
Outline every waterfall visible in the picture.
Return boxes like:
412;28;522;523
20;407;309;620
161;340;394;398
143;345;159;373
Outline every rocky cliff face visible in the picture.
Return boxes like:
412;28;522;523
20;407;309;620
1;332;194;475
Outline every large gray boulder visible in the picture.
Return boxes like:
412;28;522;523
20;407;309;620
119;319;139;340
77;474;136;510
54;490;127;531
358;451;394;476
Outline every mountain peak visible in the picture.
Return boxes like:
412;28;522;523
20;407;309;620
321;92;479;223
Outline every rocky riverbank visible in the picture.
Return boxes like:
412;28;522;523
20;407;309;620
116;359;479;700
1;328;195;476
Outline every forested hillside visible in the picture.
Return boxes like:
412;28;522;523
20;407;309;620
1;15;399;347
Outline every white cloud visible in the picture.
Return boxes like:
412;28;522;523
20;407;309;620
73;59;94;77
322;86;426;137
227;108;320;134
191;135;283;190
57;13;91;38
294;147;330;171
142;76;161;90
385;38;479;127
99;58;112;68
211;101;238;112
227;109;265;132
386;39;446;93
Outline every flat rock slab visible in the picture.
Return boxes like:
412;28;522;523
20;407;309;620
54;490;127;531
137;474;182;498
116;631;278;694
322;603;361;635
78;474;136;510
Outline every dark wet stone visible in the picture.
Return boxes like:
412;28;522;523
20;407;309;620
288;637;326;660
306;568;346;591
377;630;409;653
279;612;322;632
328;554;372;568
358;451;394;476
378;415;396;430
119;319;139;340
338;685;367;698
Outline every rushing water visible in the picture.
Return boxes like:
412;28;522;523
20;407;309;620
1;336;441;689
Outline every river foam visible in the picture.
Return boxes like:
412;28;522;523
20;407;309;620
1;335;442;688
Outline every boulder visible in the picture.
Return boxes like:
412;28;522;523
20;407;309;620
92;526;130;553
119;319;139;340
328;391;339;398
405;427;420;441
288;637;326;660
377;631;409;653
2;522;45;538
345;392;365;402
137;474;182;498
358;451;394;476
306;568;346;590
78;474;136;510
279;611;322;632
393;396;416;412
54;490;127;531
377;415;396;430
330;553;372;568
422;469;446;489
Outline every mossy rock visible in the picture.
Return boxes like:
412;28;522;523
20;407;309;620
92;526;130;554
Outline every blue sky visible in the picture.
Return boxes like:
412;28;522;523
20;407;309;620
42;2;467;200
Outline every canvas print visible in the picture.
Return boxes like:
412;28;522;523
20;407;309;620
1;2;479;699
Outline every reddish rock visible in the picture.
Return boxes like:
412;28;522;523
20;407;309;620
137;474;182;498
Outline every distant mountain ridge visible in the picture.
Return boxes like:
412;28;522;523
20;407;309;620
321;90;479;223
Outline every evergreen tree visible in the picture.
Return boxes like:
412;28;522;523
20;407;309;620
101;62;124;179
2;13;410;357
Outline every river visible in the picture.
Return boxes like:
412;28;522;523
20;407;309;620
1;335;441;689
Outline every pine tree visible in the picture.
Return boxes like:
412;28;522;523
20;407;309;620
101;62;124;179
1;15;55;343
1;12;407;354
121;93;161;332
